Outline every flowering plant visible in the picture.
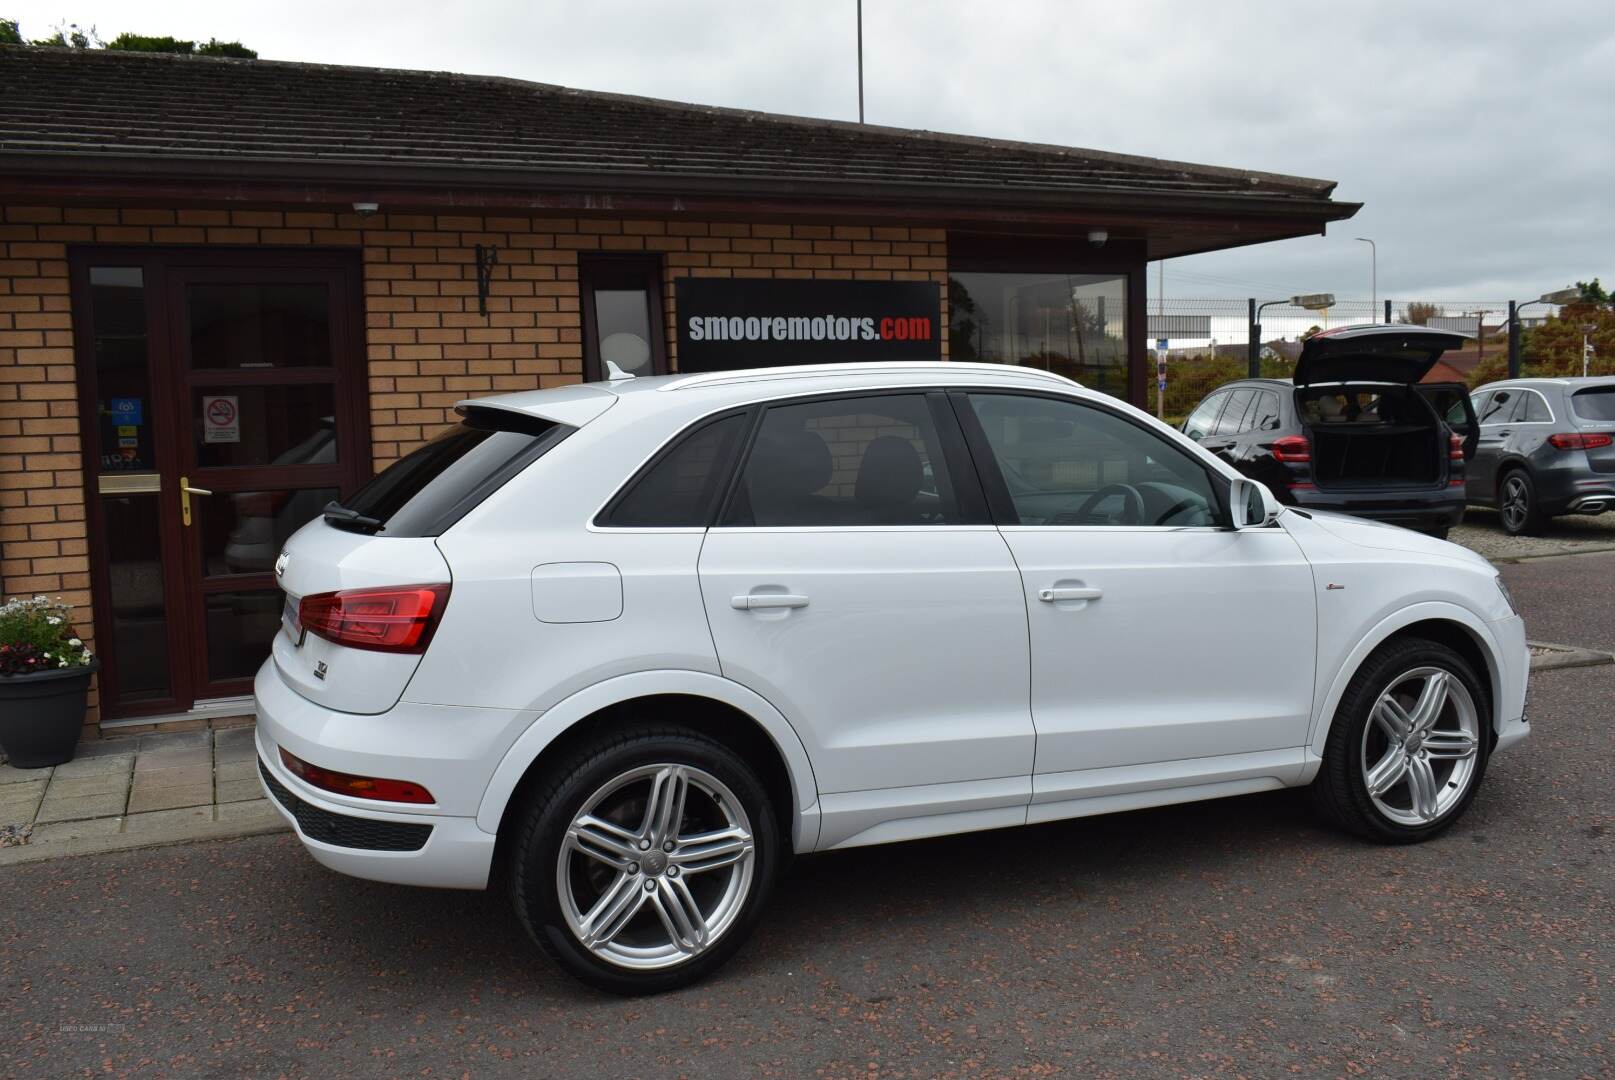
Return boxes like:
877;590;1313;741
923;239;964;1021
0;595;94;676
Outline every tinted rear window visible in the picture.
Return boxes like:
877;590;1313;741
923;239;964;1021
1571;387;1615;421
332;408;570;536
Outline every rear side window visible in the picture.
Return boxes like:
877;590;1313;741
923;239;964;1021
1571;388;1615;421
601;412;748;527
1518;391;1552;422
1212;389;1256;435
723;394;959;527
1250;391;1282;432
329;408;569;537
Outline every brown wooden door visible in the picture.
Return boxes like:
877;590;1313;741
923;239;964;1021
71;249;369;720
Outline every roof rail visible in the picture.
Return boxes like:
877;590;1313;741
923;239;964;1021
661;362;1082;392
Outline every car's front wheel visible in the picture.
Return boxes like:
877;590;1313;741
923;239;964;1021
508;726;779;995
1309;636;1490;843
1499;468;1546;536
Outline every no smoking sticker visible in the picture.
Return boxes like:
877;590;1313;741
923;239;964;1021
202;394;240;444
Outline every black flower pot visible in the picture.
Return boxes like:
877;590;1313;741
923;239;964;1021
0;658;98;768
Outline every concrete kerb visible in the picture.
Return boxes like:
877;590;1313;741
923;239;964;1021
0;808;290;867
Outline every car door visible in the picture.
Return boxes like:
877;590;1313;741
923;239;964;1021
697;391;1034;834
1470;389;1519;503
1416;382;1479;461
953;390;1317;820
1198;387;1254;466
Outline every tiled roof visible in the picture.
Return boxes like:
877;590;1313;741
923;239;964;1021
0;46;1350;213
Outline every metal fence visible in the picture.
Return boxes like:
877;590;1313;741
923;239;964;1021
1146;298;1613;423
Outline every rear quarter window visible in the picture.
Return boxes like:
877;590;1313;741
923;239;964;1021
330;408;570;537
1571;387;1615;421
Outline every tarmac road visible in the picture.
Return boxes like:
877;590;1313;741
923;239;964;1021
3;564;1610;1078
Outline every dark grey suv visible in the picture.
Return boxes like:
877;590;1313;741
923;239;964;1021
1465;377;1615;534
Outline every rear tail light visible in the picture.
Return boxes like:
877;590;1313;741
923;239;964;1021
1449;434;1465;460
1272;435;1311;463
280;747;434;804
298;584;450;653
1548;432;1614;450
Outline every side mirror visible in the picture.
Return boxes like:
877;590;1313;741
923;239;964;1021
1230;477;1282;529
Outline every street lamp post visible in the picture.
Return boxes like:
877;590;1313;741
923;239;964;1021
1355;238;1376;319
1249;294;1335;378
1506;288;1581;378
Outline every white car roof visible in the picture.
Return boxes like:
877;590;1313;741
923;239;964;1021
459;362;1085;424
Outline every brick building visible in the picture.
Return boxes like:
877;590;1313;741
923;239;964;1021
0;46;1357;731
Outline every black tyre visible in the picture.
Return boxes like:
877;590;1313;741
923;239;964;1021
1309;636;1490;844
1498;468;1546;536
508;725;779;995
1425;526;1451;541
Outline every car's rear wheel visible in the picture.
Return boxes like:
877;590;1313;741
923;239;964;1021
1309;636;1490;843
509;727;779;995
1499;468;1546;536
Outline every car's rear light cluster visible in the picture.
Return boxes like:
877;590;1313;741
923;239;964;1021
298;584;450;654
279;747;435;804
1272;435;1311;463
1449;434;1465;460
1548;432;1614;450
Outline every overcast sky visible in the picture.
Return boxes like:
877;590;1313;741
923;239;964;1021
8;0;1613;304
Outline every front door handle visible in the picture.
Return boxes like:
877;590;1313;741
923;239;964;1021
1038;586;1103;603
731;594;810;610
179;475;213;527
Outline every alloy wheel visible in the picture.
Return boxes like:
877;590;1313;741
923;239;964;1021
556;763;756;971
1359;666;1481;827
1501;475;1530;533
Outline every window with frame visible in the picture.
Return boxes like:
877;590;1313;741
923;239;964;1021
1250;390;1282;432
1182;391;1228;440
1212;388;1257;435
1479;390;1517;425
1517;391;1552;422
602;412;748;527
966;393;1221;527
723;395;959;527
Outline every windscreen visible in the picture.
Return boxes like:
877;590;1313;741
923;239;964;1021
328;409;569;536
1571;387;1615;421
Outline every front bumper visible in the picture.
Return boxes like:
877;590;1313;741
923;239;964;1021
1489;613;1530;754
253;660;509;890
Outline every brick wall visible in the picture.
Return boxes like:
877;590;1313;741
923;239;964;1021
0;204;948;727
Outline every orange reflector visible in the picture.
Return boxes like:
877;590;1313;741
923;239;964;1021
279;747;434;804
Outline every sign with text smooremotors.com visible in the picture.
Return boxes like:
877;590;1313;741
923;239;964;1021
674;278;942;373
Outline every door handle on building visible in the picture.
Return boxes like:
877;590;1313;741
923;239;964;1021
731;594;809;610
1038;586;1103;603
179;475;212;527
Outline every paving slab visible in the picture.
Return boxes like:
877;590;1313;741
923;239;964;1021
35;790;128;824
134;747;211;772
215;758;258;783
50;753;135;779
137;729;212;752
0;763;54;785
216;778;265;804
0;781;48;823
124;805;213;833
215;798;282;825
213;727;258;760
126;782;213;814
73;737;141;758
28;816;123;843
39;772;130;800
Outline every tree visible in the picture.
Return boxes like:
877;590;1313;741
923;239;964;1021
1;18;23;44
1577;278;1610;305
103;33;255;57
34;20;97;47
1404;301;1442;326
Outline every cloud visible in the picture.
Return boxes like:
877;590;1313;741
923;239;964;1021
8;0;1612;299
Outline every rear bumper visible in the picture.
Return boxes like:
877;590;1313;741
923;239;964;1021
253;659;521;890
1532;466;1615;515
1290;486;1466;530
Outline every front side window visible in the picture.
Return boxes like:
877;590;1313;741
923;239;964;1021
966;393;1220;527
1479;390;1517;425
723;395;958;527
1183;392;1227;440
948;272;1129;398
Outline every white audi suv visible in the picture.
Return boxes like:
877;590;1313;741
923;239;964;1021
256;362;1529;994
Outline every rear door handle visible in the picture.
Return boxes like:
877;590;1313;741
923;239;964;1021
1038;586;1103;602
731;594;810;610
